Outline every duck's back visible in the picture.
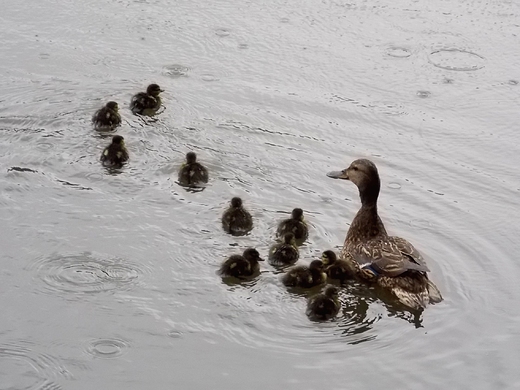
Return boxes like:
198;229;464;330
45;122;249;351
277;220;308;241
130;92;159;114
306;295;339;320
269;244;299;265
178;163;208;186
219;255;251;277
222;207;253;234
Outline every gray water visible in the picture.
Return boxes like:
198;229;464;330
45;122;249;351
1;0;519;388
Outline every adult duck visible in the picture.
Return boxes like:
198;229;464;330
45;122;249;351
327;159;442;310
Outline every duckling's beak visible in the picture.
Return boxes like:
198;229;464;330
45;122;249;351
327;170;349;180
321;255;328;265
159;89;165;92
258;257;265;262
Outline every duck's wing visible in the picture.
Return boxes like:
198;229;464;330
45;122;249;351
389;236;429;269
354;240;429;277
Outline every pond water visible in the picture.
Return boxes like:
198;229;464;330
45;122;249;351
1;0;519;389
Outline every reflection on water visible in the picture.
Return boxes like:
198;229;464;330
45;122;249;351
1;0;519;388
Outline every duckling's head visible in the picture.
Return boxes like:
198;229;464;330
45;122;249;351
147;83;164;96
327;159;380;203
321;250;337;265
291;208;304;221
231;197;243;208
243;248;264;262
186;152;197;164
106;101;119;111
112;135;125;145
324;285;339;298
282;232;296;246
309;260;324;270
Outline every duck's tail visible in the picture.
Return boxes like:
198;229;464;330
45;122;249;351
392;287;429;310
426;279;443;304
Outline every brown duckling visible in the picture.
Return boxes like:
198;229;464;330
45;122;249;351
306;286;341;321
92;101;121;131
130;83;164;116
322;250;355;283
178;152;209;187
221;197;253;236
277;208;308;243
281;260;327;288
100;135;129;167
327;158;442;310
219;248;264;278
269;233;299;266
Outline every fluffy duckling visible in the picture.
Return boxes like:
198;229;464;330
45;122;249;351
327;159;443;310
269;233;299;266
100;135;129;167
277;208;308;243
92;101;121;130
322;250;355;283
130;83;164;115
178;152;209;187
306;286;341;321
281;260;327;288
219;248;264;278
222;197;253;236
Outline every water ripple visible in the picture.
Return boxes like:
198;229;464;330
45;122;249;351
0;341;70;390
29;252;146;297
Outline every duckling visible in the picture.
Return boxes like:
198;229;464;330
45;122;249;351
327;159;443;310
219;248;264;278
178;152;209;187
306;286;341;321
221;197;253;236
130;83;164;115
92;101;121;130
277;208;308;243
322;250;355;283
281;260;327;288
100;135;129;167
269;233;299;266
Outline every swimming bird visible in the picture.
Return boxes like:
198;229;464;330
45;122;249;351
277;208;308;243
221;197;253;236
306;286;341;321
321;250;355;283
219;248;264;278
327;159;443;310
130;83;164;116
92;101;121;131
178;152;209;187
281;260;327;288
100;135;129;167
269;233;299;266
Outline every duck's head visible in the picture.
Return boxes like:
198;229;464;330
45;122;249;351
243;248;264;262
106;101;119;112
327;159;380;203
112;135;125;146
186;152;197;164
147;83;164;96
309;260;324;270
324;285;339;298
321;250;337;266
291;208;304;221
231;197;243;208
282;232;297;246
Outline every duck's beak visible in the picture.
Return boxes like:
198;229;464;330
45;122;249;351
258;257;265;262
160;89;165;92
327;170;349;180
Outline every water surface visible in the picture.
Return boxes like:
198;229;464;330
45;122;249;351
1;0;519;389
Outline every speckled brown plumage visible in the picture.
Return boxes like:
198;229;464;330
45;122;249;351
327;159;442;310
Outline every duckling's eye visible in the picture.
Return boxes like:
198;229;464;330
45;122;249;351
351;166;358;171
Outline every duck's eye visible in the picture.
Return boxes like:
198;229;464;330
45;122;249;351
351;166;358;171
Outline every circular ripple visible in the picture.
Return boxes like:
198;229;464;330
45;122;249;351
86;338;128;359
30;252;144;296
163;64;189;78
428;49;485;71
201;74;220;82
387;182;402;190
0;342;70;390
215;28;230;37
416;90;431;98
386;46;412;58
